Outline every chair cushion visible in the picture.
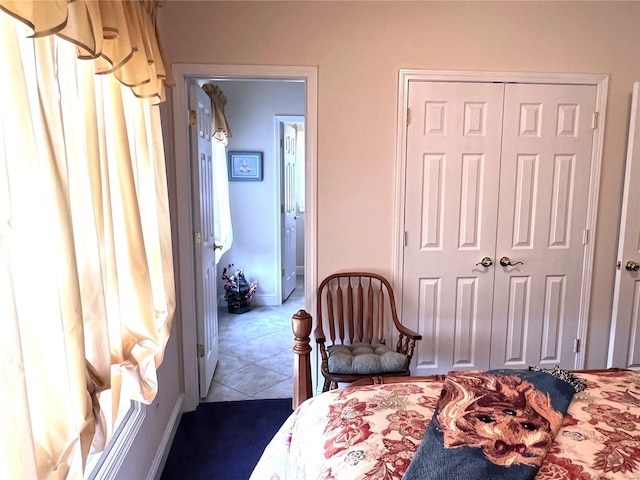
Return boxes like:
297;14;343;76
327;342;408;375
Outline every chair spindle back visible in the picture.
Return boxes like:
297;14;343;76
318;273;393;346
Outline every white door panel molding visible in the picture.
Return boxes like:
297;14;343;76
394;70;608;373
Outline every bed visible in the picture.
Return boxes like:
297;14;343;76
252;369;640;479
252;310;640;479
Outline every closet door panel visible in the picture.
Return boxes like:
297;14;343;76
504;276;530;363
403;81;504;374
490;83;597;369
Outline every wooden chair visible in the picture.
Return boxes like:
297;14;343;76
315;272;422;392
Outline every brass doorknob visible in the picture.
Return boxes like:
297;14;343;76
625;260;640;272
500;256;524;267
475;257;493;267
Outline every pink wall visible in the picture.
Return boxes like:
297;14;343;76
158;0;640;368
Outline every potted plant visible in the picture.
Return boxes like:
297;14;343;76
221;264;258;314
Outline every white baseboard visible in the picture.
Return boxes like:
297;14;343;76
218;293;281;307
252;293;281;306
149;393;185;480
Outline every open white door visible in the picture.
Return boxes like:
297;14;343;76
188;81;219;397
608;82;640;368
281;122;298;301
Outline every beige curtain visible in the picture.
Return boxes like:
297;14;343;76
203;83;233;145
0;0;173;104
203;84;234;262
0;4;174;479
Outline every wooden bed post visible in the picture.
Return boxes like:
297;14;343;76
292;309;313;409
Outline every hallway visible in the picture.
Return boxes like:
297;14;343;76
202;276;305;402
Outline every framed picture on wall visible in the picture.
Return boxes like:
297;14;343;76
228;151;263;181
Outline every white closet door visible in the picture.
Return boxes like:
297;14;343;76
490;84;597;370
403;80;597;375
608;82;640;368
403;81;505;374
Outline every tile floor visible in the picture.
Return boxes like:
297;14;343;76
201;276;305;402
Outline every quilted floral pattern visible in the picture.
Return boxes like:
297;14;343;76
250;371;640;480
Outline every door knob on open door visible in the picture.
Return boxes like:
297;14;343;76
475;257;493;267
213;243;223;251
500;256;524;267
625;260;640;272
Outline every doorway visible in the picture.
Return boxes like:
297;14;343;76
206;80;305;309
172;65;318;411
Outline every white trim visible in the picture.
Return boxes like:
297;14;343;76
577;76;608;368
396;69;608;86
172;64;318;410
86;402;146;480
149;394;185;480
393;69;608;370
275;115;305;123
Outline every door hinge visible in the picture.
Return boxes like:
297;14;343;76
403;231;408;247
583;229;589;245
280;138;284;148
282;268;285;277
194;231;201;247
407;107;411;125
189;109;197;127
573;338;581;353
197;344;205;358
592;112;599;129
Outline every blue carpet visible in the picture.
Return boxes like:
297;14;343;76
160;398;293;480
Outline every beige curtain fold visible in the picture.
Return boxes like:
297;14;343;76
0;0;173;104
202;83;234;262
203;83;233;145
0;7;175;478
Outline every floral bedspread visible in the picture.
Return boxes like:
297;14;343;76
250;370;640;479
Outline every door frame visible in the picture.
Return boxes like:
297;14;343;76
392;70;608;369
172;64;318;411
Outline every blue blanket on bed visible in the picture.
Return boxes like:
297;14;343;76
402;367;585;480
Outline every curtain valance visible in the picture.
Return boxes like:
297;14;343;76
0;0;173;104
202;83;233;145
